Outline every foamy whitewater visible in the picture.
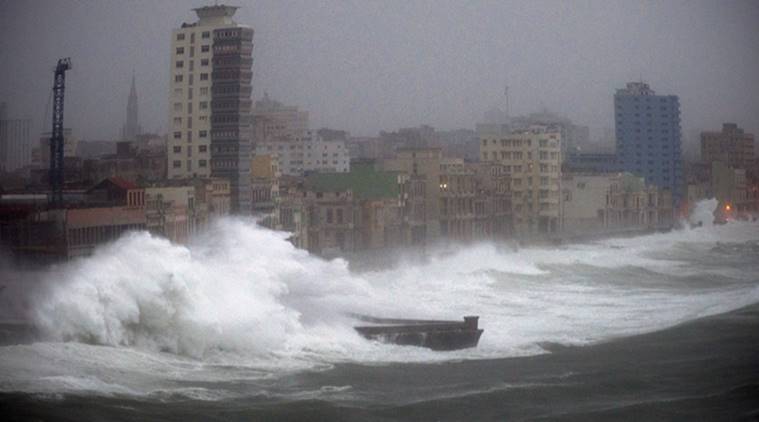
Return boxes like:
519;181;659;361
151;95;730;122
1;199;758;399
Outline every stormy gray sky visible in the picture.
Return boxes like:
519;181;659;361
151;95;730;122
1;0;758;145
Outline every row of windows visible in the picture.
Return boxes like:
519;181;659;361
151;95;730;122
176;31;210;41
173;73;209;83
172;145;208;154
175;45;210;55
172;130;208;139
175;59;210;68
173;159;208;168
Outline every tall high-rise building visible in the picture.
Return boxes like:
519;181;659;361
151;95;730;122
700;123;754;170
614;82;683;205
122;73;141;141
167;5;254;213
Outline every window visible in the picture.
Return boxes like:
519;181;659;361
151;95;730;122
173;146;181;153
173;131;181;139
173;160;181;168
201;45;210;53
201;58;209;66
174;74;183;83
176;47;184;55
173;117;181;126
199;131;208;139
202;31;210;39
199;145;207;152
176;33;185;41
199;160;207;167
173;102;182;111
175;60;184;68
199;101;208;110
200;87;209;95
200;73;209;81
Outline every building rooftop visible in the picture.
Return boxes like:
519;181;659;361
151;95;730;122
616;82;656;96
305;163;399;200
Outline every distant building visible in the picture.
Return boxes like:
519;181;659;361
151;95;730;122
561;172;673;237
564;152;621;174
510;110;589;156
34;129;78;168
252;93;309;144
711;161;755;218
479;126;562;237
121;74;142;141
701;123;754;171
439;159;512;241
614;82;683;206
271;162;406;254
0;117;32;172
168;5;254;213
255;131;350;176
382;148;443;242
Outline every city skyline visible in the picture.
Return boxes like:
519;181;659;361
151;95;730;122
0;0;758;143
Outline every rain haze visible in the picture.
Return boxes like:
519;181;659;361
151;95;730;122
2;1;759;421
1;0;758;142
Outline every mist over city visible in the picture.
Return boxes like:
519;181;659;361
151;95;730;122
1;1;758;421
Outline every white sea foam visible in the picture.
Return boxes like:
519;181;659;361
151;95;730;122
0;200;757;396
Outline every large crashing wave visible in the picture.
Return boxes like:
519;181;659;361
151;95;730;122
32;219;372;358
27;201;759;365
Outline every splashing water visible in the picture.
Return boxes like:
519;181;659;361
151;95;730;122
1;200;758;396
687;198;718;228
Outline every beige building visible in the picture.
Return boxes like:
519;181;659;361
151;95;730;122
168;9;224;178
711;161;753;218
382;148;442;242
480;126;562;237
439;159;512;241
701;123;755;171
561;172;672;236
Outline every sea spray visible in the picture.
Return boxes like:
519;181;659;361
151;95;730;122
23;200;759;370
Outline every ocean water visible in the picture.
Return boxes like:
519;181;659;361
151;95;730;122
1;200;758;420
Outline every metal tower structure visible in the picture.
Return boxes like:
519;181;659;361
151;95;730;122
49;58;71;208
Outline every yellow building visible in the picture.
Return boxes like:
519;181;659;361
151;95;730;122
480;126;562;237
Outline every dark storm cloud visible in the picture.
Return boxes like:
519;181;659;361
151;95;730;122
0;0;758;142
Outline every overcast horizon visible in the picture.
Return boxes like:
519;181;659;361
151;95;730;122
1;0;758;146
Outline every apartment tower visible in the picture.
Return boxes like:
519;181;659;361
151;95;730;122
168;5;254;213
614;82;683;206
479;126;562;237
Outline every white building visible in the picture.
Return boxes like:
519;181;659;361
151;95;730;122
255;131;349;176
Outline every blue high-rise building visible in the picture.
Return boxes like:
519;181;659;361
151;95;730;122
614;82;683;205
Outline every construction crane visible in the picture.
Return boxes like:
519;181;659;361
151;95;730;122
49;57;71;208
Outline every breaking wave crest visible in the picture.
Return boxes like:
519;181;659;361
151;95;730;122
18;200;759;372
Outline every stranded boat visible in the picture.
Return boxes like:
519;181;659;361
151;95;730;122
353;315;483;351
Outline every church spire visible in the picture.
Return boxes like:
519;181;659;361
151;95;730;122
122;71;140;140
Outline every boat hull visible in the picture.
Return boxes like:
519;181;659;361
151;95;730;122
353;316;483;351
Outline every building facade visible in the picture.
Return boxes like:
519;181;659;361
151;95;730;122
0;118;31;173
701;123;754;171
480;126;562;237
168;5;254;213
614;82;683;205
